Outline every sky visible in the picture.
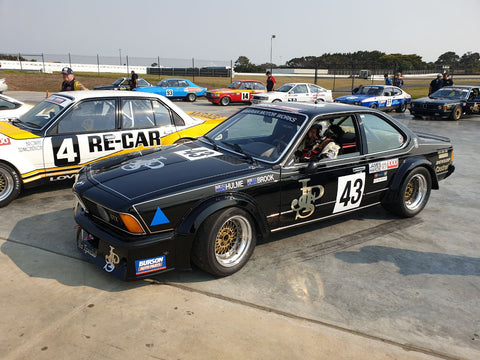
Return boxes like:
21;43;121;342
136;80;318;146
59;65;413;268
1;0;479;66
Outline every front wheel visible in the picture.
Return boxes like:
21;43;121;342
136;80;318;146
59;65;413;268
186;93;196;102
382;167;431;217
0;163;22;207
450;106;462;120
192;208;256;277
369;103;378;109
220;96;231;106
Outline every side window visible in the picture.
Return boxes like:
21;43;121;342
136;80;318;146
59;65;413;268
360;113;405;153
294;84;308;94
121;99;156;129
238;82;247;90
152;100;173;126
58;99;116;133
255;82;266;90
294;115;360;163
309;84;320;93
178;81;189;87
0;98;17;109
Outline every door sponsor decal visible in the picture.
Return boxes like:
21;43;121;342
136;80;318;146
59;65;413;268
291;178;325;220
333;173;365;213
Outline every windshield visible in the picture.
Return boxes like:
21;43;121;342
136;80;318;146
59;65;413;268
430;88;469;100
277;84;294;92
227;81;241;89
357;86;383;96
112;78;125;86
17;95;72;129
204;107;306;162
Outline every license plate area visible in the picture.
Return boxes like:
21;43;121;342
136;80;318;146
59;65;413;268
77;229;98;258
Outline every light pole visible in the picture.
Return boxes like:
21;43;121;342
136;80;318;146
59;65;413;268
119;49;122;65
270;35;276;73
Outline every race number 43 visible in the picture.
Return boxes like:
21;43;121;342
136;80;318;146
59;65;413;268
333;172;365;213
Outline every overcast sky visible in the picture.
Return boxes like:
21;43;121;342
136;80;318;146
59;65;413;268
1;0;478;65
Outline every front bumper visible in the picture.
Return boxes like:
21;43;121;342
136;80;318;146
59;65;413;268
205;94;221;104
409;105;452;118
75;206;176;280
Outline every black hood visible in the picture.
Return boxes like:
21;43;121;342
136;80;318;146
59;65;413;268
79;142;260;204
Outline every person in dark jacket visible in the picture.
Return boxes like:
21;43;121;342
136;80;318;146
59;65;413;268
429;74;443;95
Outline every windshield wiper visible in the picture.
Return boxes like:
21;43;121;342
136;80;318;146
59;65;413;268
221;141;254;163
203;135;218;150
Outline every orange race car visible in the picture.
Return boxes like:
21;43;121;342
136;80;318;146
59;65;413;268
205;80;266;106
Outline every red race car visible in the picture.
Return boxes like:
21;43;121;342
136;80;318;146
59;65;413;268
205;80;266;105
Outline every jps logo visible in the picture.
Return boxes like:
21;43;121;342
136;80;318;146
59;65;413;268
121;157;166;171
291;178;325;220
104;246;120;273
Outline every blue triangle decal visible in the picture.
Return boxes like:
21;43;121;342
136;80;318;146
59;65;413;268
151;207;170;226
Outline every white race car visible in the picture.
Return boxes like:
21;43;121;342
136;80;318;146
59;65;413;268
251;83;333;104
0;94;33;121
0;90;225;207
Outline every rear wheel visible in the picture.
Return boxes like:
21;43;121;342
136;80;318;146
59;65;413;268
396;101;407;113
192;208;256;277
0;163;21;208
370;103;377;109
450;106;462;120
220;96;231;106
186;93;196;102
382;167;431;217
272;99;281;103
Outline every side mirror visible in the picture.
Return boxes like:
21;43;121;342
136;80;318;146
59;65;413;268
301;161;319;174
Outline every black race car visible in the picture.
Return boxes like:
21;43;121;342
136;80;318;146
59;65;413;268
93;77;151;91
73;102;454;280
409;85;480;120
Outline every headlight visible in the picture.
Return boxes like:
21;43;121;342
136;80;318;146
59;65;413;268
442;104;454;111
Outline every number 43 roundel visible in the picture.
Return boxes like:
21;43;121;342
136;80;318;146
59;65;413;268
333;172;365;213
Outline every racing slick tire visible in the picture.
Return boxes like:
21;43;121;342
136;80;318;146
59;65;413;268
396;101;407;113
450;106;462;120
0;163;21;208
369;103;378;109
220;96;231;106
382;167;432;218
192;207;256;277
186;93;197;102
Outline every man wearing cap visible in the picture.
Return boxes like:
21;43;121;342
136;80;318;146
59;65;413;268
429;74;443;95
60;67;88;91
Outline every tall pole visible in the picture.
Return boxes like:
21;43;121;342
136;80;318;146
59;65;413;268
119;49;122;65
270;35;276;73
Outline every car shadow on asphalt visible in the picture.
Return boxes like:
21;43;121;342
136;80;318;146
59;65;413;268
335;245;480;276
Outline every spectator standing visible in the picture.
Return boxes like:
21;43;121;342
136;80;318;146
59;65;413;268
429;74;443;95
130;71;138;90
393;72;404;88
60;67;87;91
384;74;392;85
441;72;453;87
266;71;276;92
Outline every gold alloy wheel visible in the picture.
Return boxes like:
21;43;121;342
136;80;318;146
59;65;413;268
214;215;252;268
404;173;427;211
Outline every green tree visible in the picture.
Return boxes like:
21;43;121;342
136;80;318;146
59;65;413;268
435;51;460;68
